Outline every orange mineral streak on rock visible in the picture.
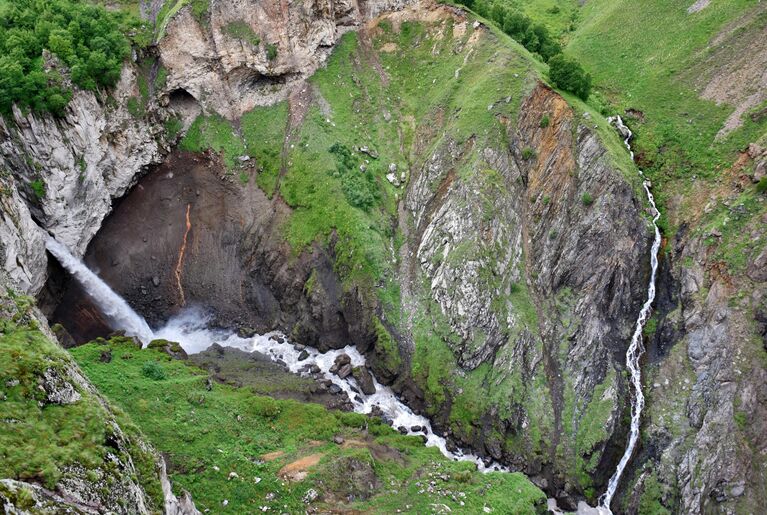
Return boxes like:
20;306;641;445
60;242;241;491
175;203;192;306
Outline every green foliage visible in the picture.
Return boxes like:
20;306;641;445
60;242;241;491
643;315;658;338
266;42;278;61
179;114;245;169
0;296;162;509
328;143;379;211
190;0;209;24
164;117;183;140
141;361;167;381
757;177;767;194
0;0;141;115
638;473;672;515
223;20;260;47
522;147;536;160
71;338;546;514
548;54;591;100
539;114;550;128
126;96;143;117
734;410;747;431
29;179;45;199
464;1;562;62
581;192;594;206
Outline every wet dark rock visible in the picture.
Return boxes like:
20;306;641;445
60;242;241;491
351;366;376;395
51;323;76;349
328;384;342;395
397;426;408;435
410;425;422;433
99;350;112;363
336;363;353;379
334;353;351;367
297;349;309;361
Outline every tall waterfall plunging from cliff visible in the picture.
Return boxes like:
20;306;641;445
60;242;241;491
600;116;662;511
45;233;503;472
45;236;155;344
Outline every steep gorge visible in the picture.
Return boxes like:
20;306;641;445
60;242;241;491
1;0;766;513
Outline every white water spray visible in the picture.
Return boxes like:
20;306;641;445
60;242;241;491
45;236;155;344
598;116;662;511
156;307;506;472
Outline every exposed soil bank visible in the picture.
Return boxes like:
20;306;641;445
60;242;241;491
52;151;374;355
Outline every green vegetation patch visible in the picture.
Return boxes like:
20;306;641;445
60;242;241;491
0;0;148;115
0;292;162;507
222;21;261;47
71;338;546;513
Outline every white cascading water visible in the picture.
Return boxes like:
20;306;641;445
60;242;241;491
46;234;503;471
155;306;506;472
45;236;155;344
598;116;662;511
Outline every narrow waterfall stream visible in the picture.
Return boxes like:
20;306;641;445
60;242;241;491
598;116;663;511
45;236;155;344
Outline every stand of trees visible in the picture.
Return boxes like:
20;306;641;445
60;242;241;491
0;0;143;116
456;0;591;100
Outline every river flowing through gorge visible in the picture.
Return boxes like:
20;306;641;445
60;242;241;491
44;232;505;473
42;115;660;515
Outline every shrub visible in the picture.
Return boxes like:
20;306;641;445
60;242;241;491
266;43;278;61
164;117;183;140
29;179;45;199
223;21;260;47
141;361;166;381
521;147;536;160
581;192;594;206
327;143;379;210
548;54;592;101
246;396;281;419
190;0;210;24
540;114;550;128
757;177;767;194
0;0;141;116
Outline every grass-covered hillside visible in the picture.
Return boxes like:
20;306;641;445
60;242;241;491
71;338;547;513
0;289;164;512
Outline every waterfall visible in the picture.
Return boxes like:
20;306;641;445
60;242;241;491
45;236;155;344
599;116;662;511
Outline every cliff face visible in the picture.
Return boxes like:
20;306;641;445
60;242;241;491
626;164;767;513
400;80;651;502
0;0;415;297
0;65;164;263
0;278;199;514
158;0;412;119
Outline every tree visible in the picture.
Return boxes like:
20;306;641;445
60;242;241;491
548;54;592;101
0;0;140;116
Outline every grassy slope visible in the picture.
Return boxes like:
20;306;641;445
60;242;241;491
565;0;767;253
71;339;546;513
0;292;163;509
